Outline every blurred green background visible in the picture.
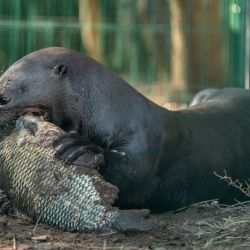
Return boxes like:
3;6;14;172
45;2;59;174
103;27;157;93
0;0;249;107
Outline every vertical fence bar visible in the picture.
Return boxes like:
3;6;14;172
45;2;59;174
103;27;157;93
184;0;191;104
44;0;55;47
61;0;73;48
113;0;125;72
0;2;7;67
164;3;171;84
239;0;246;87
129;0;139;84
199;0;208;90
245;0;250;89
146;0;157;84
9;0;21;64
27;0;37;53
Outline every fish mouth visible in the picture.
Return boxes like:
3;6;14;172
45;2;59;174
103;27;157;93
19;106;51;121
0;95;11;105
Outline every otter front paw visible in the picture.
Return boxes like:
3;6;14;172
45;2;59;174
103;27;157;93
53;131;105;168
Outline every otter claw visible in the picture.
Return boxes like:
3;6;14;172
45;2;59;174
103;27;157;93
54;141;79;158
66;149;105;168
65;146;89;163
53;131;83;147
53;133;105;168
63;145;104;165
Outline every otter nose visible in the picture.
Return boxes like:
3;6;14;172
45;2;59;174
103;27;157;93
0;95;11;105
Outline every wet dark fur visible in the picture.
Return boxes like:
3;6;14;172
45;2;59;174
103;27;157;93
0;47;250;212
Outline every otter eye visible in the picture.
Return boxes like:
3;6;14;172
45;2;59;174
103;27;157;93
54;64;67;76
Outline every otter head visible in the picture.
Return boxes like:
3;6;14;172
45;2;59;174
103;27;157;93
0;47;81;127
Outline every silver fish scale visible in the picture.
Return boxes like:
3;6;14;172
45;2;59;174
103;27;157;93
0;116;119;231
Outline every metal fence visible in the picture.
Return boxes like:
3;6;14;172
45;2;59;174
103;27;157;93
0;0;249;106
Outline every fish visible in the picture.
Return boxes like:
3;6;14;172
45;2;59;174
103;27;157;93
0;114;119;231
0;114;153;232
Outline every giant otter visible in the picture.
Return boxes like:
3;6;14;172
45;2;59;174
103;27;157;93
189;88;219;106
0;47;250;212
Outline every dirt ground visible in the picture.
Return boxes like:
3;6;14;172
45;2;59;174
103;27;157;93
1;200;250;250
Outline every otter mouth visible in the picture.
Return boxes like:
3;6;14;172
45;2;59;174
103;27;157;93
0;96;51;121
19;107;51;121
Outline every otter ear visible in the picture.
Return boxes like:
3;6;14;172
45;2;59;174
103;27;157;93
54;64;67;76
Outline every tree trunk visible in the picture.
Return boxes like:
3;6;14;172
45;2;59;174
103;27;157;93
78;0;103;61
170;0;185;94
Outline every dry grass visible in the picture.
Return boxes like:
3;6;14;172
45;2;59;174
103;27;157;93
177;171;250;248
179;200;250;248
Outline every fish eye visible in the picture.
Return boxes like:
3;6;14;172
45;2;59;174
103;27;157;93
18;83;27;94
